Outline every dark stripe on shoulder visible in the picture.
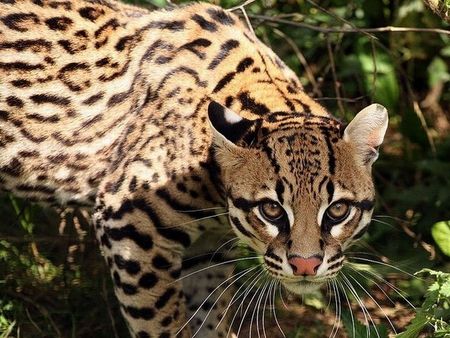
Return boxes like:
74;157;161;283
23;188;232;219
30;93;70;106
191;14;217;32
208;39;239;69
108;198;191;247
105;224;153;250
206;8;235;25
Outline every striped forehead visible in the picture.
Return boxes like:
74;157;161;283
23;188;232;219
256;122;342;202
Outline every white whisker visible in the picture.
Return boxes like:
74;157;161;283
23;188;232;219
173;256;260;284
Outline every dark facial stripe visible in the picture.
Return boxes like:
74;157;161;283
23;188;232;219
275;179;285;205
326;180;334;204
354;199;375;211
230;216;255;239
320;127;336;175
264;258;282;271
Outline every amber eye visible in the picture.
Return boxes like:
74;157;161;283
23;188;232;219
326;201;350;222
259;201;285;222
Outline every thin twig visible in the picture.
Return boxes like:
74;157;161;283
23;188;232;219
326;34;345;116
248;14;450;36
227;0;257;36
272;28;321;96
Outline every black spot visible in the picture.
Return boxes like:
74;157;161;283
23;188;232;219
121;283;138;295
159;333;170;338
1;13;39;32
79;6;104;21
105;224;153;250
6;96;24;108
139;272;158;289
136;331;151;338
126;306;155;320
45;16;72;31
155;287;176;309
114;254;141;275
30;93;70;106
152;255;172;270
11;79;31;88
161;315;172;327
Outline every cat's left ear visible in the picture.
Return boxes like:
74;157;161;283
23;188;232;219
343;104;388;166
208;101;259;149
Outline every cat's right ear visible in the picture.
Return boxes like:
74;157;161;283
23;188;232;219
207;101;259;149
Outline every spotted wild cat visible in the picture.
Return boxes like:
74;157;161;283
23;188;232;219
0;0;388;337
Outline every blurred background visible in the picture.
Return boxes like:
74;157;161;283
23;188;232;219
1;0;449;337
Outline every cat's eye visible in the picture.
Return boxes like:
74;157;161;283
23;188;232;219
259;201;285;222
325;201;350;223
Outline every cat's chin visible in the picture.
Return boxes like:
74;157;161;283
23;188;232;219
282;280;324;294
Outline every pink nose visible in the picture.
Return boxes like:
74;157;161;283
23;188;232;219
288;256;322;276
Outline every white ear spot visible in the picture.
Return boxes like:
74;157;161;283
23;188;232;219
223;108;243;123
344;104;388;166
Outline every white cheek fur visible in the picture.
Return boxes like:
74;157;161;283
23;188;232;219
330;208;357;238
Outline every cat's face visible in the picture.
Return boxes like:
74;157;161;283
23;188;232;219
208;102;388;294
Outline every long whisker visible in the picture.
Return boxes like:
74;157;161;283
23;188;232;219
329;280;339;338
271;280;286;338
176;206;226;213
173;256;260;283
348;263;416;309
215;267;261;331
227;270;266;338
347;272;397;334
346;256;418;279
256;278;270;338
178;267;247;335
347;265;397;306
166;211;229;229
337;279;355;338
340;274;370;338
371;218;399;230
373;214;412;223
190;265;259;337
262;278;273;338
210;237;240;261
236;274;267;338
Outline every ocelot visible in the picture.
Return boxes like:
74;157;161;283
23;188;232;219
0;0;388;337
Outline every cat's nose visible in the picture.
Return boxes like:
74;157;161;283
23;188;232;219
288;255;322;276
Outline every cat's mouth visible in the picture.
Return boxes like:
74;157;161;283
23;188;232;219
282;279;326;294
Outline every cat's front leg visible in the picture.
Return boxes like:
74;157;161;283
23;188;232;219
94;189;192;338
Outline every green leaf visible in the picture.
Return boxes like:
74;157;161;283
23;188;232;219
428;57;450;87
396;312;428;338
341;309;389;338
432;221;450;256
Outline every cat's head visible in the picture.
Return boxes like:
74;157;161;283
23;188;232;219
208;101;388;294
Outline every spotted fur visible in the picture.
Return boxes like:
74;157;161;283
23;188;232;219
0;0;388;337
